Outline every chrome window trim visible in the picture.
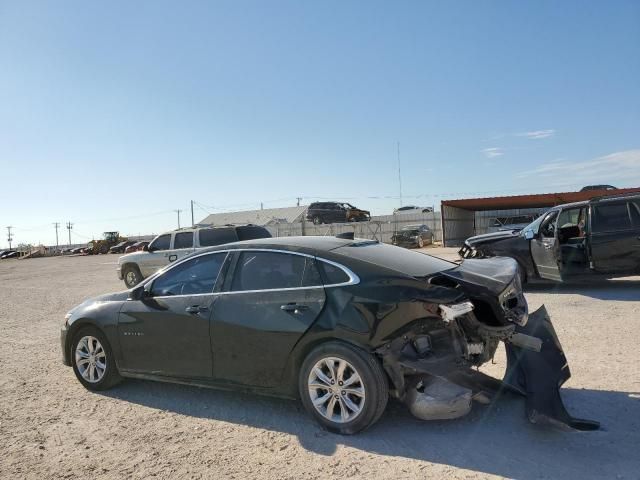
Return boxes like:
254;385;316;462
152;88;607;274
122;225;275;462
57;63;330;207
147;247;359;298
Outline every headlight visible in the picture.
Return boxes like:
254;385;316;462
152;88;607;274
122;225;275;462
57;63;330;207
439;301;474;323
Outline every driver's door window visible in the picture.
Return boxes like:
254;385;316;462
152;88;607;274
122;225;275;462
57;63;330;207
150;253;227;297
540;211;559;238
149;234;171;251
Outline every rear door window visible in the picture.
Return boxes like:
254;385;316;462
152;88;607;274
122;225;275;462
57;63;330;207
592;203;632;232
198;228;239;247
231;252;318;291
174;232;194;249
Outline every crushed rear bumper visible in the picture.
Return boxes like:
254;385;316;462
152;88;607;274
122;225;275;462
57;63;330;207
386;305;599;430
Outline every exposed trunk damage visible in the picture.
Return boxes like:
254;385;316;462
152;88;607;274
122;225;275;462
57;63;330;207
376;257;599;431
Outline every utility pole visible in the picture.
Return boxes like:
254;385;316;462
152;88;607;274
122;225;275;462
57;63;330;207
296;197;302;207
260;202;263;210
53;222;60;253
175;209;182;229
397;141;403;207
6;226;13;249
190;200;195;227
66;222;73;246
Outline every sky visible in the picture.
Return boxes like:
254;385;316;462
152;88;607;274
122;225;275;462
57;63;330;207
1;0;639;247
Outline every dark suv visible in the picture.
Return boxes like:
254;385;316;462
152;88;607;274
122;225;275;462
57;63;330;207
306;202;371;225
459;192;640;282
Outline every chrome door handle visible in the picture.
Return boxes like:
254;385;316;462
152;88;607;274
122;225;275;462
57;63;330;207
186;305;208;314
280;303;309;313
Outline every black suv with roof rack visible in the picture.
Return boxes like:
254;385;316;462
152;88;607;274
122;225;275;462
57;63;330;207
459;192;640;282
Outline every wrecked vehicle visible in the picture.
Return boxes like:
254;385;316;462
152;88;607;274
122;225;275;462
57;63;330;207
60;235;598;434
460;192;640;282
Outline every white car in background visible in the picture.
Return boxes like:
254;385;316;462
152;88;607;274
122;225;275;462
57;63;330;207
117;225;271;288
393;205;434;215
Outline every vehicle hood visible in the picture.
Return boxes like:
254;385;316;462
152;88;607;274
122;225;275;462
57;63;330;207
117;251;149;265
349;208;370;215
440;257;518;295
465;230;519;247
67;291;130;320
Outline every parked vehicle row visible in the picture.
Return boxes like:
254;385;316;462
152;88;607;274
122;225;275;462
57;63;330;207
117;224;272;288
62;234;597;434
460;192;640;282
306;202;371;225
0;250;18;259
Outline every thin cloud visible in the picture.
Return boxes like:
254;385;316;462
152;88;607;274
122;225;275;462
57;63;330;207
482;147;504;158
516;149;640;185
517;129;555;139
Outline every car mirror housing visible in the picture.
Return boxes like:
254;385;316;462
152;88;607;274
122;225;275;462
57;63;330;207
129;284;150;300
524;230;534;240
143;244;151;252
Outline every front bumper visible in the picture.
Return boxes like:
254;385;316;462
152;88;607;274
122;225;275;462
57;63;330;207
393;239;419;247
117;267;123;280
60;326;71;366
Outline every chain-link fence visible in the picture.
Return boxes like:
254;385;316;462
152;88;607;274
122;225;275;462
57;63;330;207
266;212;442;244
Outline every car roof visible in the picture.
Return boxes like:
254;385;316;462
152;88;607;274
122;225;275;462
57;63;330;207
199;235;362;255
550;192;640;211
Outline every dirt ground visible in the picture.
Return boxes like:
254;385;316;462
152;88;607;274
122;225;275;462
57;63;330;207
1;249;639;479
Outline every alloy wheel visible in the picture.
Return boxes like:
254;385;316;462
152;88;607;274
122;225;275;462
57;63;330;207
75;336;107;383
307;356;366;423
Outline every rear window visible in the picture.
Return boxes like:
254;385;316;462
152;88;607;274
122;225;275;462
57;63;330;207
235;225;272;241
198;228;238;247
592;203;632;232
334;242;455;277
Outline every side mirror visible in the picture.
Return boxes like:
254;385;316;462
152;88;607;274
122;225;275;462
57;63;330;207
129;284;151;300
143;244;151;252
524;230;534;240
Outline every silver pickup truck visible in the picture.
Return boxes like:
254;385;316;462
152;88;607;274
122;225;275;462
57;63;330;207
117;225;271;287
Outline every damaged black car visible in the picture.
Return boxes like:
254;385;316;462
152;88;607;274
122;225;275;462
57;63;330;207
60;236;598;434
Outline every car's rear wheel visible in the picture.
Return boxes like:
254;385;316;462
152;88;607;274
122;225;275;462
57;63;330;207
123;264;143;288
71;327;121;391
312;216;322;225
299;342;388;434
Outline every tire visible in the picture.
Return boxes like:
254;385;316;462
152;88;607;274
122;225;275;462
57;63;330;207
298;341;388;435
71;326;122;391
417;237;424;248
312;216;322;225
122;264;143;288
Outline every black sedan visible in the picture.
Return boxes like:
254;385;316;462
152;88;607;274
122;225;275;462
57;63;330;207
60;236;597;433
391;224;434;248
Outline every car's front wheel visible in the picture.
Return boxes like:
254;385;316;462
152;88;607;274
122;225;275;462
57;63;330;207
417;237;424;248
71;327;122;391
122;264;143;288
312;216;322;225
299;342;388;434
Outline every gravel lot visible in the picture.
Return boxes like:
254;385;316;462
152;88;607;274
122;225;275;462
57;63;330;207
1;250;639;479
